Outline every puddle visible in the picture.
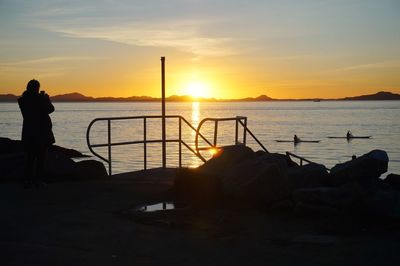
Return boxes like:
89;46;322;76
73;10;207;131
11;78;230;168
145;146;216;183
135;202;176;212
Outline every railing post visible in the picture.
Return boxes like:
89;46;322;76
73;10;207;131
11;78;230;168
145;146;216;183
179;117;182;168
161;57;166;169
243;117;247;145
214;120;218;146
235;119;238;145
143;117;147;171
107;119;112;175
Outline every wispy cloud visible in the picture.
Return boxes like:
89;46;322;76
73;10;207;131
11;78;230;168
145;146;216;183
333;60;400;72
0;56;99;78
0;56;100;66
35;20;235;57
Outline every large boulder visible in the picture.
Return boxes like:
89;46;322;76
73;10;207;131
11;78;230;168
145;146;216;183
384;174;400;190
74;160;108;180
329;150;389;186
256;151;298;169
0;137;87;158
0;138;106;183
0;137;24;154
286;163;329;189
363;188;400;218
293;187;343;208
193;146;293;206
293;186;359;216
198;145;255;175
45;152;107;181
218;156;292;206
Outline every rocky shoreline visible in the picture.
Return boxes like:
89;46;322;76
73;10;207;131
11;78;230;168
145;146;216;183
0;137;107;183
173;145;400;218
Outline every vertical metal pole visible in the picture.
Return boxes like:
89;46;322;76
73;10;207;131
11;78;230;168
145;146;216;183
235;119;239;145
179;117;182;168
107;120;112;175
161;57;166;169
243;117;247;145
214;120;218;146
143;117;147;171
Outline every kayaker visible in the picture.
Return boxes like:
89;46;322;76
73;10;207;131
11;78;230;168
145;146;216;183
294;134;301;143
346;130;353;139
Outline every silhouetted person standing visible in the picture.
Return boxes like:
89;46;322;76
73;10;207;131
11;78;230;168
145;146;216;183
18;79;55;188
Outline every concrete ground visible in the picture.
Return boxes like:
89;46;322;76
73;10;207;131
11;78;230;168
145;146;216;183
1;168;400;265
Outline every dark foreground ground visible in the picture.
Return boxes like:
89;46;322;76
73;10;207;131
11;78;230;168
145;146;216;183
1;168;400;266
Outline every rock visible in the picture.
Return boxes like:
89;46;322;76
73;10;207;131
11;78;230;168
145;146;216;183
294;202;339;216
0;139;105;182
363;188;400;218
293;187;343;208
0;137;87;158
286;163;329;189
384;173;400;190
292;186;366;216
257;152;298;169
0;137;24;154
49;145;88;158
221;157;292;206
45;152;107;181
44;150;79;180
198;145;255;175
74;160;108;179
329;150;389;186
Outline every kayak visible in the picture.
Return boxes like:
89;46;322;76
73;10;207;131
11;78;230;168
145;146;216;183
275;140;320;143
327;136;371;139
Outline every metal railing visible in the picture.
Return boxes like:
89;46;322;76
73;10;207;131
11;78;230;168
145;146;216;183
86;115;213;175
194;116;268;161
286;151;330;171
86;115;268;175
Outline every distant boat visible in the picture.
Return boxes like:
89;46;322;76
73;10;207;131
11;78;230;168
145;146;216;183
327;136;371;139
313;99;321;102
275;140;320;143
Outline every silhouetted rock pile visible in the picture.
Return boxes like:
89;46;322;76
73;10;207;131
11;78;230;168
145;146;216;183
0;137;107;182
174;145;399;218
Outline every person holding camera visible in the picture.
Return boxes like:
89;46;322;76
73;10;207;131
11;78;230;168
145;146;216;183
18;79;55;188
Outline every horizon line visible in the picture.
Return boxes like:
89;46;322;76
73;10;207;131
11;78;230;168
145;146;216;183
1;90;400;102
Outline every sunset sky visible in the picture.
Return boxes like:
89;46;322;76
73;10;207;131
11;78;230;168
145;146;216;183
1;0;399;99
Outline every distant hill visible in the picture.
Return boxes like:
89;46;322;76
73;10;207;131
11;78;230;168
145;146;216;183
0;94;18;102
51;92;94;102
235;94;274;101
0;91;399;102
340;91;400;101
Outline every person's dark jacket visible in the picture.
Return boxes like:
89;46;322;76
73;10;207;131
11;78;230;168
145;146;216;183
18;91;55;149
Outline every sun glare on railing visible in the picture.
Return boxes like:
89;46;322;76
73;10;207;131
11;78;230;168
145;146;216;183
209;147;220;157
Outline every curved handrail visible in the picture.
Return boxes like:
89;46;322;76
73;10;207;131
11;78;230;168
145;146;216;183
86;115;212;174
194;116;248;161
86;118;109;163
194;116;269;161
87;114;269;175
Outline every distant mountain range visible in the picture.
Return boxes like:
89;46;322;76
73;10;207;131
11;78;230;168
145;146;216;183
1;91;399;102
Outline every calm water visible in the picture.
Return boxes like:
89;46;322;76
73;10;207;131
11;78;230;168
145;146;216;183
1;101;399;175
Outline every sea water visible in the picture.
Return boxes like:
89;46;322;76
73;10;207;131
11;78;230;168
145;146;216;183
1;101;399;175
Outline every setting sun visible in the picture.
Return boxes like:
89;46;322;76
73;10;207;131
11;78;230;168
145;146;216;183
185;81;211;98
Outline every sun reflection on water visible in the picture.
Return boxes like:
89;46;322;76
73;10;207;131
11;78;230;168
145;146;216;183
191;101;200;126
189;102;201;167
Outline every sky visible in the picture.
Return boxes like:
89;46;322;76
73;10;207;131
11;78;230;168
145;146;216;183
0;0;399;99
